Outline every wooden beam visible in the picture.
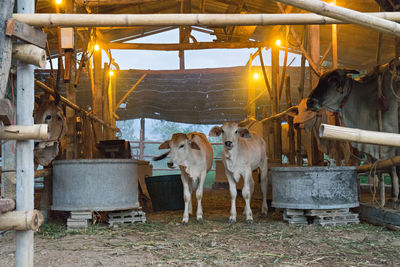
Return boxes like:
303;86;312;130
116;73;147;110
285;75;295;165
104;41;270;50
0;198;16;213
93;41;103;141
75;0;158;6
332;0;338;68
13;12;400;27
34;168;52;178
275;0;400;37
6;19;47;49
271;44;282;164
247;53;256;117
0;210;43;231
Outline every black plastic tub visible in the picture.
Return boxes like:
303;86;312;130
145;175;184;211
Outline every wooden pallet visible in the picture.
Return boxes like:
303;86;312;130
67;211;92;230
107;209;146;226
283;209;308;225
307;209;359;226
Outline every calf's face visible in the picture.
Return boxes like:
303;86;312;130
287;99;318;132
158;133;200;169
209;122;250;151
34;99;67;141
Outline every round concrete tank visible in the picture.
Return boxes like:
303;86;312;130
270;166;359;209
52;159;139;211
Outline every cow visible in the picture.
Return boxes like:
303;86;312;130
34;94;67;167
154;132;213;224
209;121;268;224
307;59;400;203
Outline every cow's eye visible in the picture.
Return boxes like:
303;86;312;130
45;115;52;120
235;130;238;134
179;144;184;149
221;130;224;133
58;116;62;121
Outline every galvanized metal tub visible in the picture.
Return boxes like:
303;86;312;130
52;159;139;211
270;166;359;209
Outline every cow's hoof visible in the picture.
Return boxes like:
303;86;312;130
197;218;204;224
228;218;236;225
260;213;268;219
182;221;189;226
246;219;254;225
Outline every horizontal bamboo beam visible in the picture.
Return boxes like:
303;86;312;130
35;79;119;132
0;198;16;213
34;168;52;178
0;210;43;231
275;0;400;37
358;155;400;172
12;44;46;68
0;124;48;140
75;0;157;6
12;12;400;27
104;41;270;50
319;124;400;147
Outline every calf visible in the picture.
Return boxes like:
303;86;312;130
34;94;67;167
154;132;213;224
209;122;268;224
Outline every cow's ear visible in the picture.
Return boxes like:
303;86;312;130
285;106;298;118
209;126;222;137
238;127;251;138
189;141;200;150
158;140;170;150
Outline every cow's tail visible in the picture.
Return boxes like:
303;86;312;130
153;151;169;161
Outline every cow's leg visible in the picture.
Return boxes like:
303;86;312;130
391;166;399;202
259;160;268;218
180;172;191;224
226;171;237;224
196;172;206;222
188;176;193;215
242;169;254;224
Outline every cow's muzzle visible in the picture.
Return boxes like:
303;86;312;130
306;98;320;111
225;141;233;150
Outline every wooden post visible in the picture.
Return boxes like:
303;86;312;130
103;63;112;139
179;0;191;70
0;0;14;99
331;0;338;69
308;25;324;166
285;76;295;165
109;69;116;138
139;118;145;160
93;35;103;146
248;53;256;117
65;0;77;159
271;44;282;164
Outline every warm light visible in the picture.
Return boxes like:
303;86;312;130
55;0;62;4
94;44;100;51
329;1;335;5
109;70;114;76
253;73;259;79
275;39;282;46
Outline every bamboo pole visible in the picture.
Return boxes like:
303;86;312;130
34;79;119;132
34;168;52;178
319;124;400;147
0;124;48;140
285;76;295;164
12;44;46;68
275;0;400;37
332;0;338;69
0;198;16;213
12;12;400;27
116;73;147;110
104;41;270;50
248;53;256;117
0;210;43;231
358;155;400;172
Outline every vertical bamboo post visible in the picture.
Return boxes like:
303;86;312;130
93;34;103;146
308;25;324;166
331;0;338;69
285;76;295;164
15;0;35;265
103;63;111;139
248;53;256;117
65;0;77;159
110;69;116;135
139;118;145;160
272;44;282;164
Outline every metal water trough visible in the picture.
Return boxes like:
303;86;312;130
52;159;139;211
270;166;359;209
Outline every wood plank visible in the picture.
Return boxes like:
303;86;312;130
6;19;47;49
359;203;400;226
0;0;14;99
0;99;13;125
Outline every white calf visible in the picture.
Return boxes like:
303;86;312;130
209;122;268;224
154;132;213;224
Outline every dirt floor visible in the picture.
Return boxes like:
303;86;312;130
1;189;400;267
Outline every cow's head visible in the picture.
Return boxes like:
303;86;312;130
156;133;201;169
34;94;67;142
307;69;359;112
286;98;318;132
209;121;251;151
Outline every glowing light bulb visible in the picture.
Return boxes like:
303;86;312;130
253;73;259;79
94;44;100;51
275;39;282;46
55;0;62;4
109;70;114;76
